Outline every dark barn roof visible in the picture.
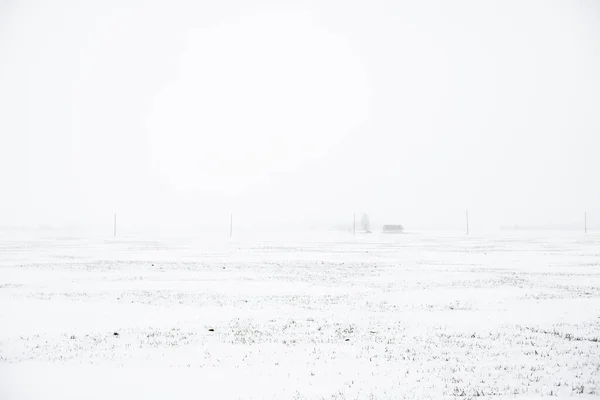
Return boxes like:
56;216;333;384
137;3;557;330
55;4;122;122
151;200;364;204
382;224;404;233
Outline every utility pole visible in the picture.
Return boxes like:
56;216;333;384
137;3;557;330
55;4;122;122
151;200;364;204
229;214;233;237
114;213;117;237
466;209;469;235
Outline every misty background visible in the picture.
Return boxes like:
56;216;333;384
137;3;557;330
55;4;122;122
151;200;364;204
1;0;599;234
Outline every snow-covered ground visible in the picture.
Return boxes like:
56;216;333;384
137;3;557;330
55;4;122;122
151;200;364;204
1;230;599;399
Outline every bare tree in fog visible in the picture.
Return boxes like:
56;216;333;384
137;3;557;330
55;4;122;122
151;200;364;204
361;213;371;233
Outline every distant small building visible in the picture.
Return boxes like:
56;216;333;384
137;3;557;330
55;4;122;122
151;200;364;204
382;225;404;234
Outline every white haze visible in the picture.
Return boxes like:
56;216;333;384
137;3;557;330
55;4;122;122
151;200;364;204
1;0;599;233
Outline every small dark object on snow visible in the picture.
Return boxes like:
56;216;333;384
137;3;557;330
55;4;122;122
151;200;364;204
208;328;215;332
152;264;154;266
345;338;350;342
113;332;119;336
70;335;76;340
222;267;225;269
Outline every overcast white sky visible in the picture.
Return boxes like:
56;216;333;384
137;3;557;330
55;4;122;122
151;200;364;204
1;0;599;232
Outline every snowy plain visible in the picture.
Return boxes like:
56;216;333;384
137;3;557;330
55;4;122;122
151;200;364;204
0;229;599;399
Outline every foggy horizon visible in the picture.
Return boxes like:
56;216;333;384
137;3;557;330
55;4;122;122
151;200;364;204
2;0;599;233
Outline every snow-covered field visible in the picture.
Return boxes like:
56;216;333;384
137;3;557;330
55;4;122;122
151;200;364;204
1;230;599;399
